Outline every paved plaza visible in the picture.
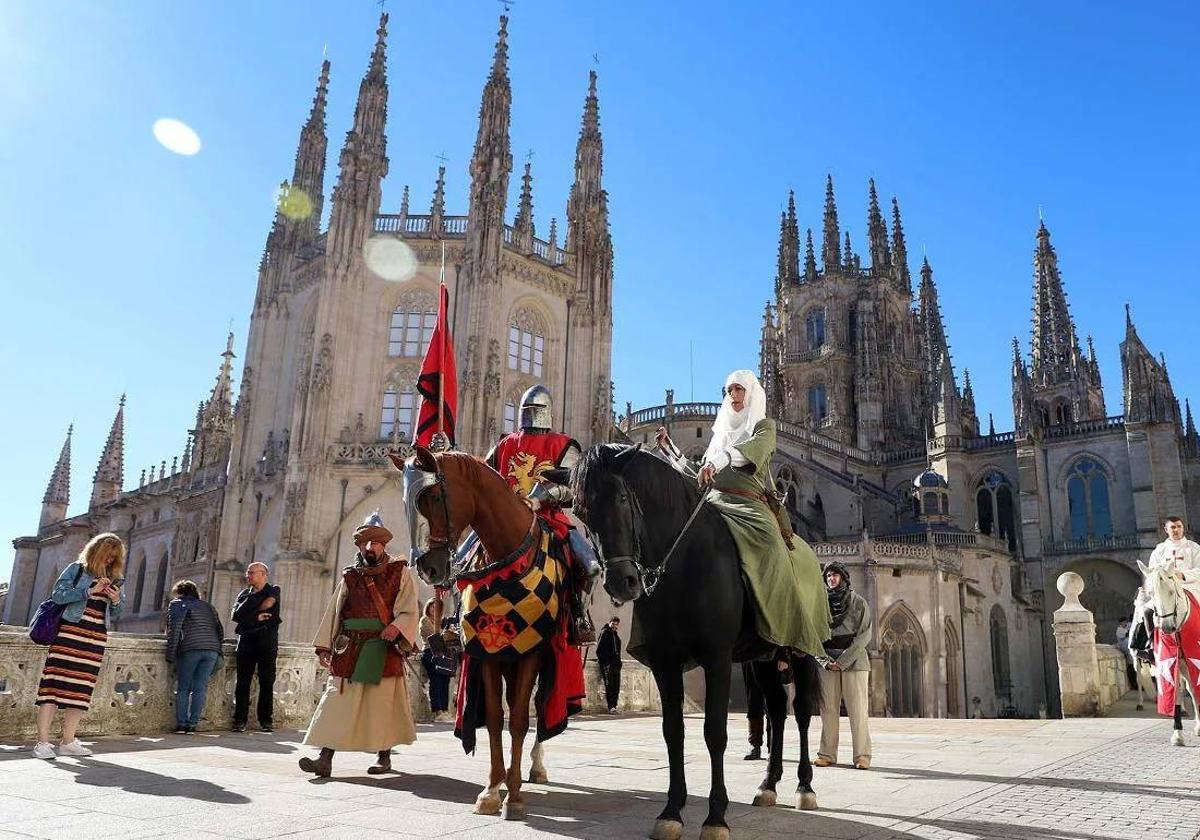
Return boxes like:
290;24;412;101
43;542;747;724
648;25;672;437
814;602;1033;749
0;698;1197;840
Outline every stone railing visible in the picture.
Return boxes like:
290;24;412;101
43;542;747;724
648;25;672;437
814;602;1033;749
964;431;1017;451
1052;572;1128;716
1043;533;1142;555
1045;415;1126;440
875;530;1012;554
329;440;414;467
0;626;657;739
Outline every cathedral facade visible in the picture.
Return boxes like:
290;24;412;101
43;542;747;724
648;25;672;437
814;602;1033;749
4;13;614;644
625;178;1200;718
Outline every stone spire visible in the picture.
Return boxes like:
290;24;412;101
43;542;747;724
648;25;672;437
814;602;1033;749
760;301;780;414
843;231;858;271
429;165;446;236
1011;337;1034;435
774;191;800;292
774;211;788;296
327;13;390;271
1185;399;1199;457
803;228;817;280
40;425;73;528
463;14;513;284
91;395;125;508
193;334;237;470
961;368;979;436
866;178;891;273
1030;221;1083;387
513;160;535;252
891;196;911;294
1086;334;1102;386
398;184;410;221
919;257;955;402
1121;305;1178;424
821;175;841;270
43;425;72;506
566;68;613;314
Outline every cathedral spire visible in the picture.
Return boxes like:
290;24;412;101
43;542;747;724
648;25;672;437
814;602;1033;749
891;196;911;294
1121;304;1178;424
821;174;841;270
398;184;410;224
866;178;891;273
775;191;800;291
1029;220;1082;387
463;14;513;290
566;68;613;314
429;165;446;236
842;231;857;271
43;425;72;508
327;13;390;270
804;228;817;280
1185;399;1199;457
194;334;237;470
91;395;125;508
774;211;788;295
919;257;955;402
513;160;535;251
290;58;330;239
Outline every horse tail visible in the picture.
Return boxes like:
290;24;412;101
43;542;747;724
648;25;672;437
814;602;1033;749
794;652;823;716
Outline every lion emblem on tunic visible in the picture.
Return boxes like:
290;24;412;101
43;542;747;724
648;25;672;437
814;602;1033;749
505;452;554;496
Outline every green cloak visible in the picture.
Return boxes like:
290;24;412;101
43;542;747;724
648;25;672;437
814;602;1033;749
704;418;831;657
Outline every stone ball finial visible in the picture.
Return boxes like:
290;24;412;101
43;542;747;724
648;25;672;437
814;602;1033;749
1057;571;1085;610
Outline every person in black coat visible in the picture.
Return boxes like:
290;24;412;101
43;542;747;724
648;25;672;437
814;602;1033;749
230;562;281;732
596;617;623;713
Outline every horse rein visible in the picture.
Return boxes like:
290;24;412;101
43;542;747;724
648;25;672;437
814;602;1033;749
604;478;707;598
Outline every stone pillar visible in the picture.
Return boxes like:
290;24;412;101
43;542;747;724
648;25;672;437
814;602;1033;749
1052;571;1102;716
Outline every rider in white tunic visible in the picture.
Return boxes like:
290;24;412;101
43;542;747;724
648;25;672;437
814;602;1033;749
1149;517;1200;598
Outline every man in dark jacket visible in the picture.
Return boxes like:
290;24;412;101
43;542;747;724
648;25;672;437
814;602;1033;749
231;561;281;733
595;617;622;713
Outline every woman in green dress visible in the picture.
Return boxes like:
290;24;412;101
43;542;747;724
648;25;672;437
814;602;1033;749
656;369;830;657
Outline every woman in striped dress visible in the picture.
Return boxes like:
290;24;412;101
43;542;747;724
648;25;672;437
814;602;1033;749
32;533;126;760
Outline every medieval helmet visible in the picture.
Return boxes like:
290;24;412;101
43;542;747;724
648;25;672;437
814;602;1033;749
519;384;553;431
353;510;393;546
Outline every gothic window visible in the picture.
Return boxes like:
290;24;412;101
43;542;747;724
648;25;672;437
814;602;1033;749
1055;402;1073;426
975;470;1017;550
503;400;517;434
881;606;925;717
805;308;826;350
388;307;436;357
1037;403;1051;428
1066;458;1113;540
508;325;545;376
990;604;1011;698
132;555;148;613
153;552;169;612
808;384;827;425
380;385;418;441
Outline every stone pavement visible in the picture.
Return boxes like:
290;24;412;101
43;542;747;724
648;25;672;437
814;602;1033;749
0;697;1197;840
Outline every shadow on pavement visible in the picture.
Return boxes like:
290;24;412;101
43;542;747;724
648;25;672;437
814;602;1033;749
50;757;251;804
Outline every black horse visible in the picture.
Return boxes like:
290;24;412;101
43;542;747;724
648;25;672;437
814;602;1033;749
572;444;821;840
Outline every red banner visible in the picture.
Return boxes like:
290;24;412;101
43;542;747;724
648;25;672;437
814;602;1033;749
414;283;458;448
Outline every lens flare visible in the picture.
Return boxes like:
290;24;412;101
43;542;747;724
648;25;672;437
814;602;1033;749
152;118;202;156
276;184;314;221
364;237;417;283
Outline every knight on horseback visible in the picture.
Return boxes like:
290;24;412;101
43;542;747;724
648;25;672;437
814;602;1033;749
1149;516;1200;585
482;384;601;645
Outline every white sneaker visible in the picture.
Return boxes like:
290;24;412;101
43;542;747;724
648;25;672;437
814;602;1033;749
57;739;92;757
31;742;56;760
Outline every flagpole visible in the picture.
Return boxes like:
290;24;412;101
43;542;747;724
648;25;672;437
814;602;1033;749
438;241;446;442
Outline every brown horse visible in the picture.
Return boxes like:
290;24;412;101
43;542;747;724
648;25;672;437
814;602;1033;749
393;446;579;820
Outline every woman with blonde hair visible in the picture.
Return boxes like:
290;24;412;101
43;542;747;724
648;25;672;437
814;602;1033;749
32;532;126;759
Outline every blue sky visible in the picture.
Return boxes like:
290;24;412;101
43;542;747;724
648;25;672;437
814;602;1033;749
3;1;1198;580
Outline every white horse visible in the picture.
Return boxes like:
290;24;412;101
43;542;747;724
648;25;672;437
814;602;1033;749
1138;561;1200;745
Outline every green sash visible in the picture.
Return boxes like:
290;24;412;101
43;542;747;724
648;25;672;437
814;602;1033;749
343;617;387;684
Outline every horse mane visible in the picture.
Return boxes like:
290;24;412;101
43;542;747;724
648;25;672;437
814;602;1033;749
572;445;702;545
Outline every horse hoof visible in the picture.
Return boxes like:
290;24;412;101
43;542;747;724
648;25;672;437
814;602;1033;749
502;800;527;821
1171;731;1185;747
751;788;777;808
797;791;818;811
699;825;730;840
1136;704;1144;711
528;769;549;784
474;792;503;816
650;819;684;840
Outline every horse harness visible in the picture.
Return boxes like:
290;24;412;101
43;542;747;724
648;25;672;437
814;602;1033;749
603;478;708;598
402;456;457;570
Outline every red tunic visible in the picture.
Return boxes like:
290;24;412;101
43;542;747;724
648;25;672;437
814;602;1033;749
490;430;577;539
328;560;409;680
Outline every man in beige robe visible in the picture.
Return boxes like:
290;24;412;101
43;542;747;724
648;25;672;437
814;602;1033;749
298;512;420;777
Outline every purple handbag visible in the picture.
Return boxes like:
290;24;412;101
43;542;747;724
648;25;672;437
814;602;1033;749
28;565;84;645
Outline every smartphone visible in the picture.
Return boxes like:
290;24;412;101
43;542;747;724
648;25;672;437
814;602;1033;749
111;578;125;588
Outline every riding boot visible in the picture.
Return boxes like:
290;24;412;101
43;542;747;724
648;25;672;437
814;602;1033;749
569;590;597;646
298;748;334;777
367;750;392;775
745;717;764;760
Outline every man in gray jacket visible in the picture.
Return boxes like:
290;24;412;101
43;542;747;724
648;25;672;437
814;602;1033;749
814;562;872;770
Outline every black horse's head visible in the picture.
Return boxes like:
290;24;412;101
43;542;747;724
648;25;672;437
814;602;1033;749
572;444;645;604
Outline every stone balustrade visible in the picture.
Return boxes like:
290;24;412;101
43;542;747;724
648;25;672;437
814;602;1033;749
0;625;657;740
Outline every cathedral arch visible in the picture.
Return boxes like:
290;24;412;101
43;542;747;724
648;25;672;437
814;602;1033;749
153;550;170;613
807;382;828;426
507;299;555;380
880;602;926;717
944;618;963;718
973;468;1017;551
804;306;827;350
131;550;148;613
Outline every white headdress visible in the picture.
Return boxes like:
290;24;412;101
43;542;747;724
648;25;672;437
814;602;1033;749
703;370;766;468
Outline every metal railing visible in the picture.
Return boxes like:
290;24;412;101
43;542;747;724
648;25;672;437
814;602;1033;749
1043;533;1142;555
